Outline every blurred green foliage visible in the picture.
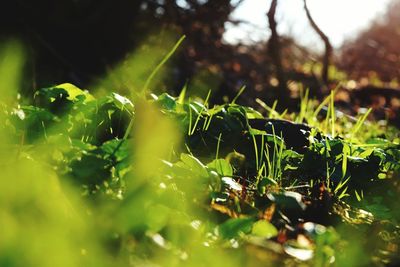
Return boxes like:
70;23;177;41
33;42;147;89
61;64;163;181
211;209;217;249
1;41;400;267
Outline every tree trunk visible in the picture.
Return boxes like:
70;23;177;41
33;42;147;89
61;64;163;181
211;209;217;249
267;0;289;105
303;0;333;86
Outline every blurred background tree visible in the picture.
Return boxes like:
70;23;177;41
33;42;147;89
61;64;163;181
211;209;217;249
1;0;400;113
0;1;237;93
0;0;315;104
338;0;400;84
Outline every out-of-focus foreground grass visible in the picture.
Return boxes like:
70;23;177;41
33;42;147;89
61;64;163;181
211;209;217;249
0;40;245;267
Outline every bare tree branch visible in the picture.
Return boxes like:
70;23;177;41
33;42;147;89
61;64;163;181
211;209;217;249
267;0;289;104
232;0;245;9
303;0;333;85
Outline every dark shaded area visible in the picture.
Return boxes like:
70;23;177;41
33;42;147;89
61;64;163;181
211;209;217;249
0;0;240;97
2;0;400;122
0;0;318;107
1;0;145;90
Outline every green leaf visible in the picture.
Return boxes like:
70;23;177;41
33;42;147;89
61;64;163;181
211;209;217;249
112;93;134;109
251;220;278;238
180;153;209;178
267;191;306;211
56;83;94;102
207;159;233;176
101;139;130;161
248;128;268;135
155;93;177;111
366;138;391;146
243;106;264;119
70;154;111;186
257;177;278;194
218;217;255;239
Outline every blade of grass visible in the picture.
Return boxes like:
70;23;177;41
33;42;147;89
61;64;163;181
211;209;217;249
215;133;223;160
264;145;271;178
251;134;259;171
255;98;280;119
189;90;211;135
270;100;278;118
259;134;265;171
338;186;349;199
350;108;372;138
297;87;309;123
204;112;214;131
312;95;331;119
354;190;363;201
312;84;340;119
118;35;186;154
231;85;246;104
188;99;193;135
142;35;186;95
177;82;187;105
330;90;335;138
334;176;350;194
341;150;348;180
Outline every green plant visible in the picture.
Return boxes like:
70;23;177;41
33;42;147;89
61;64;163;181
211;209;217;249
1;39;400;267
